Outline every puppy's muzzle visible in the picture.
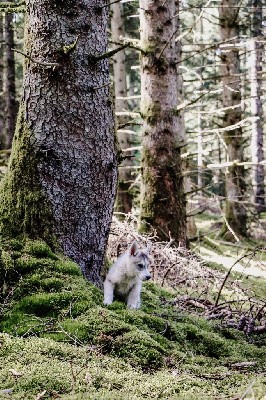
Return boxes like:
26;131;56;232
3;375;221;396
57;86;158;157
145;275;151;281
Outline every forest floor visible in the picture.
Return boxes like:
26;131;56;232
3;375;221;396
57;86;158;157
0;213;265;399
199;247;266;278
195;214;266;279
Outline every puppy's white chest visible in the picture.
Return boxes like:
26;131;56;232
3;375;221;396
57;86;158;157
115;276;137;296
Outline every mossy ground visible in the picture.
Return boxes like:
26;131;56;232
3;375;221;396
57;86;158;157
0;239;265;399
1;334;265;400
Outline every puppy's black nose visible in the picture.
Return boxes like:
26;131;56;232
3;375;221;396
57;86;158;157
145;275;151;280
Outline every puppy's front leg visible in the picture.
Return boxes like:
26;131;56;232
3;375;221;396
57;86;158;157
104;279;115;305
127;282;142;309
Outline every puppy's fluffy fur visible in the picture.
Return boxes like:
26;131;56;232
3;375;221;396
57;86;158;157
104;241;152;309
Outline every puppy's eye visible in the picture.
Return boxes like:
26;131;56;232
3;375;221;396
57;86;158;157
137;263;144;269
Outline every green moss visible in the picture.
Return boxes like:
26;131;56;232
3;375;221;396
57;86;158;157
0;103;57;246
180;323;232;357
0;249;14;270
0;333;265;400
15;256;55;273
139;142;186;243
13;292;74;317
24;240;58;259
112;330;165;369
62;36;79;54
110;309;183;350
11;274;63;299
140;102;162;126
0;239;104;339
53;259;82;276
1;238;266;398
2;281;103;336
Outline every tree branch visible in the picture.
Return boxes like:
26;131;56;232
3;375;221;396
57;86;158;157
99;0;121;8
88;43;129;63
110;39;145;54
0;1;25;12
11;48;60;69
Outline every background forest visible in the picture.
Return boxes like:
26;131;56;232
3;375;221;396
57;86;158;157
0;0;265;399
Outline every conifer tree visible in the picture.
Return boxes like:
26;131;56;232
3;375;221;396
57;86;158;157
111;1;133;214
219;0;247;238
0;0;118;285
250;0;265;213
139;0;187;246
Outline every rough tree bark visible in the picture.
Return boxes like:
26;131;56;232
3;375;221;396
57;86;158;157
139;0;187;246
111;1;133;214
3;0;17;149
219;0;247;238
250;0;265;213
0;0;118;286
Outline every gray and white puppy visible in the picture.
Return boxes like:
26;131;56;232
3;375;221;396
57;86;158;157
103;241;152;309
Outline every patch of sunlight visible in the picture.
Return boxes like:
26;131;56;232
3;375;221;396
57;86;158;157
199;247;266;279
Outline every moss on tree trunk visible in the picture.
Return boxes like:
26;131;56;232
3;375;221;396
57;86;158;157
0;104;56;241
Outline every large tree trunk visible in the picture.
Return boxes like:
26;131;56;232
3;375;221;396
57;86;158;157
139;0;187;246
250;0;265;214
0;0;118;286
219;0;247;239
3;1;17;149
111;1;133;214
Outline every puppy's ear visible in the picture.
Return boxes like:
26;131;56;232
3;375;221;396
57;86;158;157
129;240;138;256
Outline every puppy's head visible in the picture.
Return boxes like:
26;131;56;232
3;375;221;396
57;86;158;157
128;241;152;281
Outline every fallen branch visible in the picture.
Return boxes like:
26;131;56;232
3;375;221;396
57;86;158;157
254;323;266;334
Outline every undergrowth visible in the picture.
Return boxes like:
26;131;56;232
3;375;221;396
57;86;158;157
0;238;265;399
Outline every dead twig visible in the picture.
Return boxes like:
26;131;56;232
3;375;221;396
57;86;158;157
11;48;59;69
214;251;255;307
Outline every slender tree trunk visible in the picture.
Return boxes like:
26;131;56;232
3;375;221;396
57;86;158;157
111;1;133;214
0;9;4;149
250;0;265;213
111;2;126;114
0;0;118;286
219;0;247;239
3;2;16;149
139;0;187;246
197;18;204;197
197;107;203;195
176;4;196;239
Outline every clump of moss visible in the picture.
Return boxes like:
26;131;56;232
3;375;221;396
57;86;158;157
24;239;58;259
111;330;165;369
